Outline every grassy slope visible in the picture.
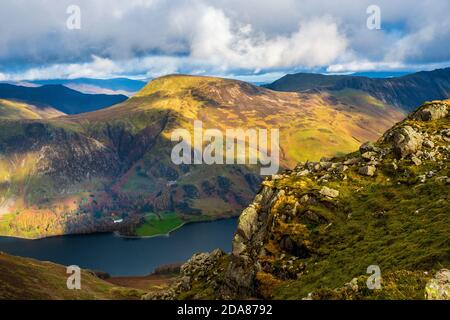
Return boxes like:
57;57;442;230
0;252;144;300
0;99;64;120
88;75;405;166
262;103;449;299
112;76;404;223
0;75;405;238
270;165;449;299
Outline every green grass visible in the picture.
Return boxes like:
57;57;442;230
0;252;144;300
134;212;184;237
121;168;156;193
286;128;360;162
267;154;450;299
304;270;432;300
331;89;388;110
0;213;15;236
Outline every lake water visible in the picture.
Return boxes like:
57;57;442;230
0;218;238;276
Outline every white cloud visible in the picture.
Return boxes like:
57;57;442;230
2;55;122;81
0;55;206;81
327;60;450;73
0;0;450;78
187;6;347;71
327;61;406;73
385;19;450;63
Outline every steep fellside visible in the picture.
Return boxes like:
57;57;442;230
150;100;449;300
0;75;403;238
0;99;65;120
0;252;143;300
265;67;450;112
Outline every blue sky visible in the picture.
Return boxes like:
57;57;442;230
0;0;450;82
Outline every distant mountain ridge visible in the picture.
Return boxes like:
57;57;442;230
30;78;147;96
0;83;128;114
264;67;450;111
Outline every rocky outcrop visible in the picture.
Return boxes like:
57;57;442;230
208;100;449;299
359;165;376;176
425;269;450;300
138;100;449;300
319;186;339;198
381;100;449;165
142;249;226;300
223;187;279;298
181;249;225;279
410;101;449;121
384;126;424;159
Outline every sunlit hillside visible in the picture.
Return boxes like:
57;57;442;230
0;99;64;120
0;75;404;238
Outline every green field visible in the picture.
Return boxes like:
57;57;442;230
134;212;184;237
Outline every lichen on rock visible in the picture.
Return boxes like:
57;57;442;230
425;269;450;300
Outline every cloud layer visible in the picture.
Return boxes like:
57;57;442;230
0;0;450;80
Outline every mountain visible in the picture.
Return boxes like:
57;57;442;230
0;75;404;239
0;83;128;114
351;71;412;78
0;99;448;301
264;67;450;111
144;99;450;300
30;78;147;96
0;99;65;120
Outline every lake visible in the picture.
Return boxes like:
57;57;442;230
0;218;238;276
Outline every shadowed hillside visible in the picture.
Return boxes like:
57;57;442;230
30;78;147;96
0;252;143;300
265;67;450;112
0;83;127;114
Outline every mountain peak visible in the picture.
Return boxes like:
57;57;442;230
135;74;229;97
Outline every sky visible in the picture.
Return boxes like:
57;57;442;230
1;0;450;82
